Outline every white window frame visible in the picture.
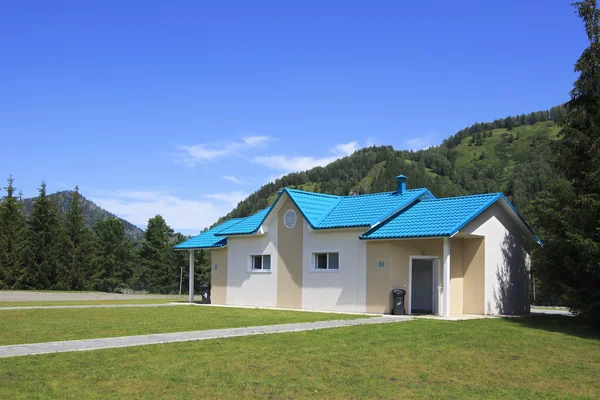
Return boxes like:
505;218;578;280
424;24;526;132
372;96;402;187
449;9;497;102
249;254;272;273
311;251;340;272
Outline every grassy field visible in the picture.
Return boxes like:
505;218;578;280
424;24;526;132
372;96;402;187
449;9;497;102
0;315;597;399
0;299;181;307
0;306;366;346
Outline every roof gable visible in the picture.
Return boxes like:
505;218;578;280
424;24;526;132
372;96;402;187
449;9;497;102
360;193;502;240
173;218;243;249
214;207;272;236
360;193;541;245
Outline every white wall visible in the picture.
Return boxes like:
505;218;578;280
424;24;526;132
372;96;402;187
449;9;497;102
461;201;531;315
226;214;279;308
301;223;367;312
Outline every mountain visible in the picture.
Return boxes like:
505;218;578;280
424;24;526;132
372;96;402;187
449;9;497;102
23;191;144;241
219;107;565;224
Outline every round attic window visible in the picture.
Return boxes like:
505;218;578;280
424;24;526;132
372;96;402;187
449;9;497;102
284;209;297;228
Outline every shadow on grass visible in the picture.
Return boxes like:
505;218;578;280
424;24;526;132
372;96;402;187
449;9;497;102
504;314;599;341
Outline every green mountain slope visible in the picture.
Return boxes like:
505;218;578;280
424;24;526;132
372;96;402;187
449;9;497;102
220;111;563;225
23;191;144;241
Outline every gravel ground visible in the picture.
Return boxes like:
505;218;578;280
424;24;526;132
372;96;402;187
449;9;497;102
0;291;187;302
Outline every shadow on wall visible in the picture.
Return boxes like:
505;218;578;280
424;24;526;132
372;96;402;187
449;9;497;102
494;232;530;315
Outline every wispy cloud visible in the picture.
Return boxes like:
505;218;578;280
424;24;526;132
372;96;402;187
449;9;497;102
222;175;247;185
404;132;436;151
251;141;360;174
92;190;249;235
175;135;270;166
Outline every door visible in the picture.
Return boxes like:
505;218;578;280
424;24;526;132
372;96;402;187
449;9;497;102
411;259;434;314
432;259;441;315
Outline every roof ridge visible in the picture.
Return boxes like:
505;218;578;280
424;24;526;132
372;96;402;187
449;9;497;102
420;192;501;202
341;188;425;198
285;188;340;198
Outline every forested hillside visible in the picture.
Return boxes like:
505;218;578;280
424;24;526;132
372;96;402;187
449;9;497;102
220;106;566;223
22;191;144;242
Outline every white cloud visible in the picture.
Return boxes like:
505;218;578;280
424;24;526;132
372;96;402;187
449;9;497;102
404;132;437;151
334;141;359;155
251;141;361;173
222;175;247;185
176;135;270;166
92;190;249;235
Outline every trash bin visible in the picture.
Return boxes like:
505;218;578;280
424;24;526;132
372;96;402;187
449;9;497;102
199;284;211;304
391;288;406;315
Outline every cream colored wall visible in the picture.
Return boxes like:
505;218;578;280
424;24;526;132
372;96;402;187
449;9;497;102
461;202;530;315
276;198;303;309
367;238;467;315
450;238;464;315
226;212;279;308
463;237;485;314
302;227;367;312
367;239;446;314
366;241;392;313
210;248;228;305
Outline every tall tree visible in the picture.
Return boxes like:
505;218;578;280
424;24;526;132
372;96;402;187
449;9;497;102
89;218;134;292
15;182;62;289
0;176;27;288
58;187;94;290
139;215;176;293
530;0;600;325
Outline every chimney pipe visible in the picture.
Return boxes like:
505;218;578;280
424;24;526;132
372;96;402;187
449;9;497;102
395;175;407;195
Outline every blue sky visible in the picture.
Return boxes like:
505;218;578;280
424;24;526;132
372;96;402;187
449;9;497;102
0;1;587;234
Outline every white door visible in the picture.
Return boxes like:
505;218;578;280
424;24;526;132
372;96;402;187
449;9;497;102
432;259;441;315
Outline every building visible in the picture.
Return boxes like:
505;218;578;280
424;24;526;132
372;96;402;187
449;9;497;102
174;176;541;316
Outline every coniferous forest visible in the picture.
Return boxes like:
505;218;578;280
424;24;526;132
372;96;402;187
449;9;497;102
1;1;599;326
0;180;210;293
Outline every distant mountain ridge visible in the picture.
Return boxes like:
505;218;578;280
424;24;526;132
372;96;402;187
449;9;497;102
22;191;144;241
219;107;564;225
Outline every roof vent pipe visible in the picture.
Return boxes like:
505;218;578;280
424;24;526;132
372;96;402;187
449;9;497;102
395;175;407;195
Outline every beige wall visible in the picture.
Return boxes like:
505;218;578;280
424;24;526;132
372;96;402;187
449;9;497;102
366;242;392;313
450;238;464;315
210;248;228;305
367;239;446;314
366;238;473;315
276;198;303;309
463;237;485;314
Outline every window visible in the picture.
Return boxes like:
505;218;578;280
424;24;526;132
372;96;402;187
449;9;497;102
313;252;339;271
250;254;271;271
284;209;297;228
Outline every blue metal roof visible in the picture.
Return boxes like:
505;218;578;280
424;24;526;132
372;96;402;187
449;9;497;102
317;189;431;229
360;193;502;240
173;218;243;249
214;207;272;236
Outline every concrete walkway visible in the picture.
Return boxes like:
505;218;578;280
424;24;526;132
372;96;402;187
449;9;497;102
0;316;412;358
0;303;188;311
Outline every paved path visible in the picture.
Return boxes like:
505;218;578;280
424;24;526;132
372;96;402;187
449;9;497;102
531;309;573;316
0;316;412;358
0;291;187;302
0;303;189;311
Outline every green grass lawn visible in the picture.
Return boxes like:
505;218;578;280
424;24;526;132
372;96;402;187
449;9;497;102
0;298;183;307
0;306;365;346
0;315;597;399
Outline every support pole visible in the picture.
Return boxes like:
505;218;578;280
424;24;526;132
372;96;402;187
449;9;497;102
443;237;451;318
189;250;195;303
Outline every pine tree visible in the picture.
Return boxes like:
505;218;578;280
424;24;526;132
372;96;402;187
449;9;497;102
530;0;600;326
15;182;62;289
0;176;27;288
58;187;94;290
89;218;134;292
139;215;176;293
